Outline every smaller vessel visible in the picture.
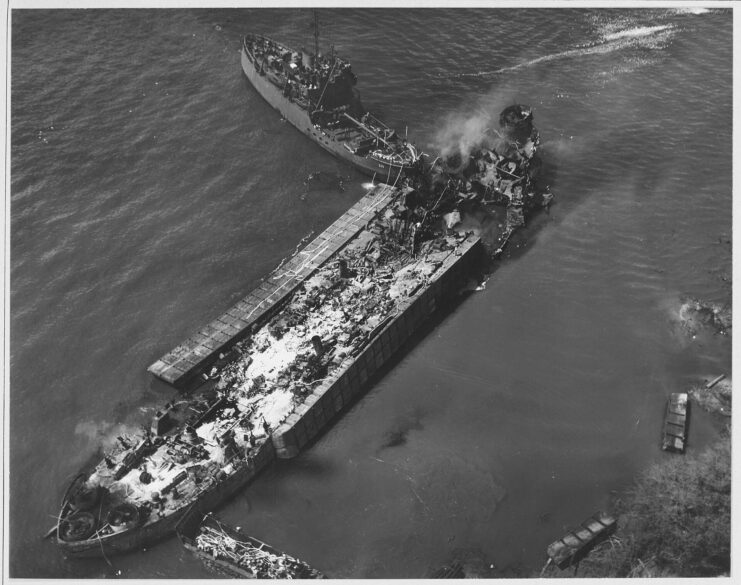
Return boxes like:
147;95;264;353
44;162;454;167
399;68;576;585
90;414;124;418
241;26;420;178
661;392;689;453
546;511;617;570
177;510;325;579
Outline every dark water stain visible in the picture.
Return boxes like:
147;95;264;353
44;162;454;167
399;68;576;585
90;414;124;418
378;408;426;451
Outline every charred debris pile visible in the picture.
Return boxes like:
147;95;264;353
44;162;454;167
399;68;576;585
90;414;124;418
213;107;551;413
188;517;324;579
412;104;552;239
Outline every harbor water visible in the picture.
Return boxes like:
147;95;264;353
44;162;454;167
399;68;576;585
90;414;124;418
9;8;732;578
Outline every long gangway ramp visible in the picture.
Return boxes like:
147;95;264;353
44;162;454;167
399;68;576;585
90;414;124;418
148;184;398;388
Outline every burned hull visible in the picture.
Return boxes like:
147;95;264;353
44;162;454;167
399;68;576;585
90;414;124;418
56;440;275;558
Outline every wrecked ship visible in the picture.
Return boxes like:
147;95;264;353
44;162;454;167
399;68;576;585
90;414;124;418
55;23;552;559
55;181;486;556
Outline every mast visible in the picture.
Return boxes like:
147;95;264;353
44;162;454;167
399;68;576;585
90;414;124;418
313;9;320;58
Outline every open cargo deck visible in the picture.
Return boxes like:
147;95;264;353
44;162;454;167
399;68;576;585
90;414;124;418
148;182;485;459
148;185;400;389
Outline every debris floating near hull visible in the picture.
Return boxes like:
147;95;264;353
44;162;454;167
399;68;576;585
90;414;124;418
177;511;325;579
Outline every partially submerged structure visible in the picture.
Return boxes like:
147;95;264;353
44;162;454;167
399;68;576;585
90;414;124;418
177;511;324;579
546;512;617;570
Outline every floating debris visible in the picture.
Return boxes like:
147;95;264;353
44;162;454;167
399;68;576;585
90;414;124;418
689;375;732;416
177;511;324;579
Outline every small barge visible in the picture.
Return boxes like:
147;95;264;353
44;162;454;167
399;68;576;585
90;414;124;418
177;511;324;579
661;392;689;453
546;512;617;570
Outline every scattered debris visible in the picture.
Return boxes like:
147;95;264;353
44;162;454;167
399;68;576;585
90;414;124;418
178;512;324;579
689;375;731;416
678;298;731;337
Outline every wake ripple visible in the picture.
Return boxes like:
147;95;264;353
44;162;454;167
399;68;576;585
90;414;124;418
448;24;675;79
602;24;672;41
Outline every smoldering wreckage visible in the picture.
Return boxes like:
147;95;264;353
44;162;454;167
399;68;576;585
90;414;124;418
52;81;555;580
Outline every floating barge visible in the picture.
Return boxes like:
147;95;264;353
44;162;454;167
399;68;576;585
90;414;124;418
177;511;324;579
546;512;617;570
661;392;689;453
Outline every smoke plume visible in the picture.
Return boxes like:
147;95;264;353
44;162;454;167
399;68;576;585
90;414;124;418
432;91;518;165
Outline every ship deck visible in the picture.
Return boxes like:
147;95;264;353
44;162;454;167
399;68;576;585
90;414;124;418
148;184;399;388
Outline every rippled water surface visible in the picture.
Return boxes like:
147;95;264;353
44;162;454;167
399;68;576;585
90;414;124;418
10;7;732;578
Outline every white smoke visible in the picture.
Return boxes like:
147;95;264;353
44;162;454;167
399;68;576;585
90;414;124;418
434;111;490;161
75;420;143;450
433;93;518;162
